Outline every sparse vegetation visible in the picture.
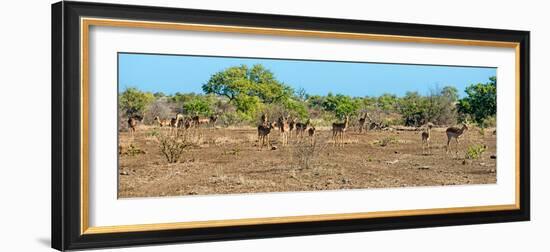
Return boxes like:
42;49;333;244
477;126;486;137
465;144;487;159
376;136;398;147
118;63;497;198
148;128;160;138
156;130;199;163
119;126;496;198
120;144;146;156
293;142;327;169
223;148;241;156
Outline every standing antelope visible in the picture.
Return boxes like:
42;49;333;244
153;116;170;127
127;115;143;138
289;118;296;137
421;122;434;155
332;116;349;147
183;117;193;129
169;114;184;134
278;116;290;146
257;113;269;142
295;119;310;139
170;117;177;128
307;126;316;145
446;123;469;154
209;115;218;127
358;113;367;133
258;122;277;149
192;115;211;127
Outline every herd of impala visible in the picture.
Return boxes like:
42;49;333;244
127;114;217;136
127;112;470;154
255;112;470;154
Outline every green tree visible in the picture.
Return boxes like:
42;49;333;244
183;97;213;116
153;92;166;98
202;64;293;107
434;86;459;125
441;86;459;102
306;95;325;110
322;93;360;119
398;91;428;126
377;93;398;112
232;94;262;119
171;92;198;104
360;96;378;111
202;65;248;101
458;77;497;124
119;87;155;116
283;98;309;119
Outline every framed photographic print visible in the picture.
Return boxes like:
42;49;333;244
52;1;530;250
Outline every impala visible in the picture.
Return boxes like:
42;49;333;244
446;123;469;154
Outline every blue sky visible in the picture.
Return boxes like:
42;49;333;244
118;53;496;98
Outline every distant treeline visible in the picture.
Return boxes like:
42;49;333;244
119;64;496;127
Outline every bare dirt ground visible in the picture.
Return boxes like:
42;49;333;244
118;125;496;198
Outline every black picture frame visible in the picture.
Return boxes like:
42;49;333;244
52;1;530;251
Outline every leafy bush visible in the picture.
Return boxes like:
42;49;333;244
119;87;155;116
220;112;254;127
458;77;497;124
398;86;458;127
376;94;399;112
398;91;427;126
322;93;360;119
465;144;487;159
183;97;213;116
282;99;308;120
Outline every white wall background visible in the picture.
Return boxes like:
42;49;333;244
0;0;546;251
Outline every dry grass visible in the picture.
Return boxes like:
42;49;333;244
118;126;497;198
293;141;328;170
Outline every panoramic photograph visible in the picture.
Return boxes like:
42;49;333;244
117;52;497;198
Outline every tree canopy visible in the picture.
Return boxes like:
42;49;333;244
119;87;155;116
120;64;497;128
322;93;360;119
202;64;293;106
183;97;213;116
458;77;496;125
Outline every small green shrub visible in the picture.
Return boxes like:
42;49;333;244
465;144;487;159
